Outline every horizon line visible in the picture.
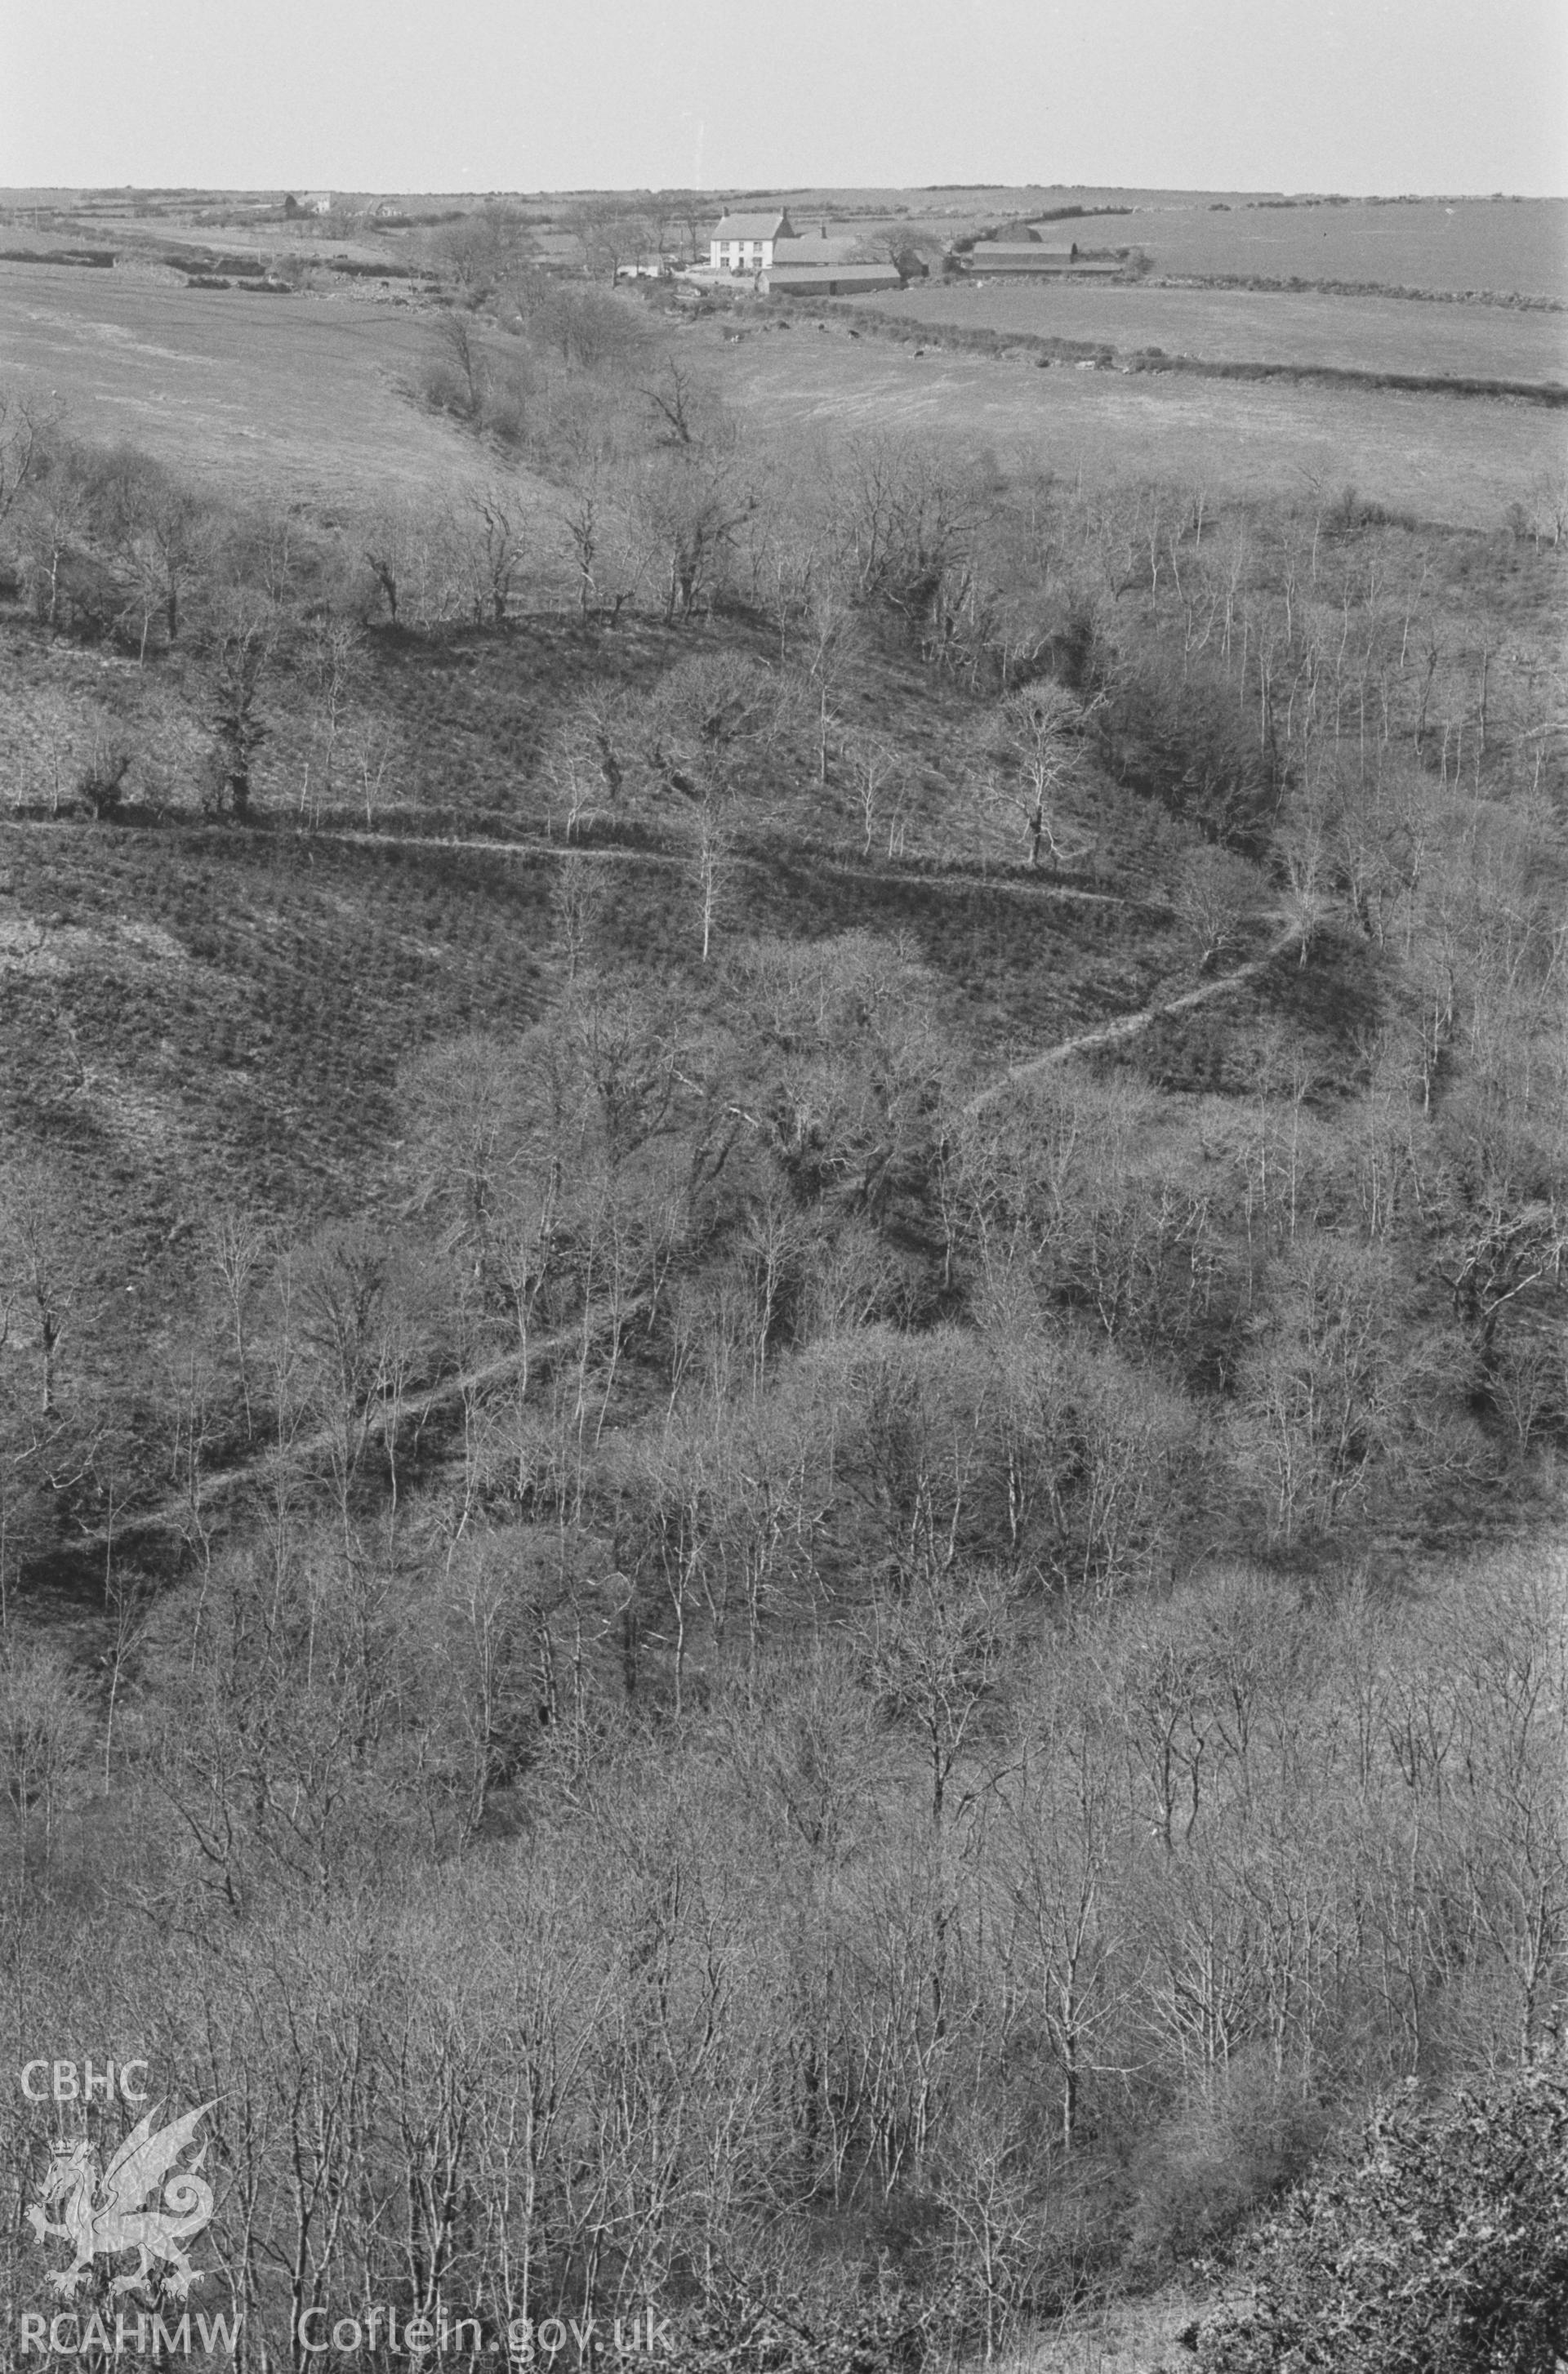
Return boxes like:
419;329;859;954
3;182;1565;203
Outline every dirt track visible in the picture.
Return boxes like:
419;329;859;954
39;822;1291;1557
964;923;1303;1111
305;822;1132;907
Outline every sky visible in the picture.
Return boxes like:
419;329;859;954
3;0;1565;196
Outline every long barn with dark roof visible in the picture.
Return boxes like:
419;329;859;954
967;239;1122;275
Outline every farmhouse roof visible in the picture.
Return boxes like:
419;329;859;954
712;211;792;239
972;242;1077;259
773;233;858;264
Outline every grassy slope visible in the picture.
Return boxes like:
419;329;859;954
5;253;1562;538
3;513;1498;1552
2;259;1566;2358
1;269;1557;1341
0;592;1195;1226
0;800;555;1412
0;263;488;499
712;319;1568;528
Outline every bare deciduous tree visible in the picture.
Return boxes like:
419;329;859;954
0;1158;84;1419
0;383;62;531
1173;843;1260;971
542;684;630;840
631;452;750;626
425;307;490;420
303;614;363;805
203;592;275;819
691;804;736;964
977;681;1099;871
457;482;529;626
551;853;608;982
840;726;898;853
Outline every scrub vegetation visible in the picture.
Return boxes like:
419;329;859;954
1;192;1566;2372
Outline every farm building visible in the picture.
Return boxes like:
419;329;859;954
283;193;334;218
764;259;905;296
966;241;1122;277
708;211;795;272
969;241;1076;271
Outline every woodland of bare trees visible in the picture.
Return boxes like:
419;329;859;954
0;262;1566;2367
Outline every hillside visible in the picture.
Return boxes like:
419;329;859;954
2;230;1566;2372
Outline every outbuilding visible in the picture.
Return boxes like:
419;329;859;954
763;259;904;296
967;241;1080;273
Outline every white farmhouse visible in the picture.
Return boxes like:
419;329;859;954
708;210;795;273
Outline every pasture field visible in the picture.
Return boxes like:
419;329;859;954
0;262;486;500
1116;194;1568;297
670;189;1568;298
7;250;1561;533
5;229;1566;538
862;278;1568;385
716;321;1568;528
9;185;1564;296
695;189;1568;298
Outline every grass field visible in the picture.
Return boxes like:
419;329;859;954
643;187;1568;299
1111;194;1568;297
5;236;1565;555
862;279;1568;384
690;189;1568;300
11;185;1565;294
0;262;485;500
833;192;1568;300
715;321;1568;527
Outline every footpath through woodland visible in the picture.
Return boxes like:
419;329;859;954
60;817;1299;1554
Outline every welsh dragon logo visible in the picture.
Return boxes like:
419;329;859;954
26;2101;217;2304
